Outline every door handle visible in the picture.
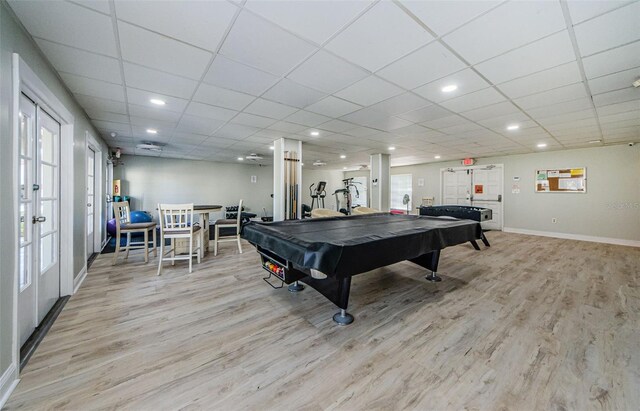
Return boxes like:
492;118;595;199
32;216;46;224
87;203;92;207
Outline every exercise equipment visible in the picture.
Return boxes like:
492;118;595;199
309;181;327;210
107;210;152;237
334;178;360;215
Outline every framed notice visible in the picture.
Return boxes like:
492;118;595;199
535;167;586;193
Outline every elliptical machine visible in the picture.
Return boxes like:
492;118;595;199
309;181;327;210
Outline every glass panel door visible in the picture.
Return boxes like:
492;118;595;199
87;147;95;257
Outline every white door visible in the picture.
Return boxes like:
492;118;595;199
443;170;471;205
17;94;61;346
472;167;503;230
86;147;95;257
105;161;113;243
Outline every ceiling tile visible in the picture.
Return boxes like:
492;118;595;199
443;1;565;64
566;0;633;24
8;0;118;56
474;31;576;84
306;96;362;118
75;94;127;115
528;98;595;119
317;119;358;133
400;0;501;36
114;0;237;51
420;114;467;130
123;63;198;99
582;41;640;79
514;83;588;110
342;126;380;137
268;121;308;133
219;10;316;76
367;92;430;116
396;104;452;123
365;116;413;132
496;62;582;99
69;0;110;14
129;104;182;123
287;49;369;94
193;83;254;111
413;68;491;103
440;87;505;112
244;0;372;45
213;123;259;140
184;102;238;121
118;21;212;80
262;79;327;108
86;109;129;124
92;120;132;136
35;39;122;84
340;107;387;126
230;113;278;128
592;88;640;107
244;98;299;120
534;107;595;125
334;76;404;106
199;136;238;149
588;67;640;95
595;100;639;116
176;114;225;135
574;2;640;57
126;87;189;113
285;110;332;127
325;1;433;71
462;101;520;121
60;72;125;102
203;55;279;96
377;42;466;90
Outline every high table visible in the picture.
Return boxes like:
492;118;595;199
173;205;223;258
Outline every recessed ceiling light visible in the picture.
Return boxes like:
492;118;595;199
146;129;157;134
301;163;304;166
388;146;396;150
507;124;520;131
340;154;346;159
343;167;347;170
441;84;458;93
310;131;320;136
588;139;602;144
150;98;165;106
537;143;547;148
237;157;244;161
434;155;441;159
269;146;274;150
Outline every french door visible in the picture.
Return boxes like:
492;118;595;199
86;147;95;257
18;93;61;347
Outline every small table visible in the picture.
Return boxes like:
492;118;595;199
173;205;222;258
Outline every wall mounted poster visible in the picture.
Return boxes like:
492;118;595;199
535;167;586;193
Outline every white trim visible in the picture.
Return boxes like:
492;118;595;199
0;363;19;409
503;227;640;248
73;265;88;294
86;132;103;258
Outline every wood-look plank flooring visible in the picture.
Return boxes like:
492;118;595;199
5;232;640;410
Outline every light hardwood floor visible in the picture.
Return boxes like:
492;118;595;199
5;232;640;410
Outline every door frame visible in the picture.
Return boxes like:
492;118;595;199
11;54;75;375
86;132;103;258
439;163;504;230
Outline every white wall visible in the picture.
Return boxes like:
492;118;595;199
388;145;640;242
114;155;274;220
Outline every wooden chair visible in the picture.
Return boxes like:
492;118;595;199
214;199;243;256
157;203;202;275
112;201;157;265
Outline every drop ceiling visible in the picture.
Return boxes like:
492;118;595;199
8;0;640;169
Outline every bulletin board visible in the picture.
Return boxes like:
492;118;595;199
535;167;586;193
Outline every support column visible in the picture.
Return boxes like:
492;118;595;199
273;138;302;221
370;153;390;212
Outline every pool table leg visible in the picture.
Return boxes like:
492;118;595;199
333;309;354;325
288;281;304;292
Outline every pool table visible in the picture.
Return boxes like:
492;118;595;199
242;213;482;325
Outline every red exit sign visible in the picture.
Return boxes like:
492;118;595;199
462;158;475;166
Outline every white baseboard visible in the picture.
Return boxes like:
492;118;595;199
73;264;88;294
503;227;640;247
0;363;19;409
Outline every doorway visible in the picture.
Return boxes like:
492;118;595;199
441;164;503;230
86;147;96;258
17;93;61;347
